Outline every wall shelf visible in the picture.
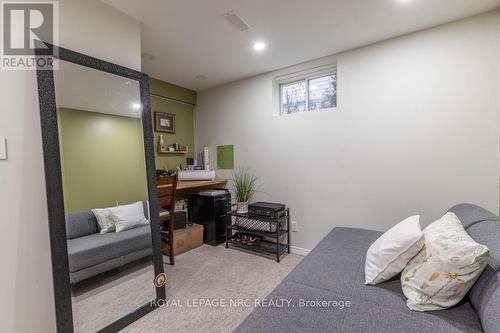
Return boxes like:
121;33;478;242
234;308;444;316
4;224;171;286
157;146;188;155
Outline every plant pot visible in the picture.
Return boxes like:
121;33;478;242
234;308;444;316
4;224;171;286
236;201;249;214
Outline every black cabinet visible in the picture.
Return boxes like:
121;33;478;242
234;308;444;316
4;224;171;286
190;189;231;246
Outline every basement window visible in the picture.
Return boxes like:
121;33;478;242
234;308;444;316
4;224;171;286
277;64;337;115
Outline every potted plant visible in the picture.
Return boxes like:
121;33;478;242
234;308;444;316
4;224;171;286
232;169;257;213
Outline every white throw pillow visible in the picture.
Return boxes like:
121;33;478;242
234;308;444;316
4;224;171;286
110;201;149;232
401;212;490;311
92;208;117;234
365;215;424;285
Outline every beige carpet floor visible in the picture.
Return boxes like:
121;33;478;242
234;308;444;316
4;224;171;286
122;244;302;333
73;262;156;333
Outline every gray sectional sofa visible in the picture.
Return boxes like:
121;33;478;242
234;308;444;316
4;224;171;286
65;203;152;284
236;204;500;333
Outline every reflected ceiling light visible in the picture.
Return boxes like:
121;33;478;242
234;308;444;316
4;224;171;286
132;103;141;109
253;41;266;52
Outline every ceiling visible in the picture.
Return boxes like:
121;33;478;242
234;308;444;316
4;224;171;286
55;59;142;118
102;0;500;91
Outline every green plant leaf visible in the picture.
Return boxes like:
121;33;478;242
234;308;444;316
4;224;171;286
231;168;257;203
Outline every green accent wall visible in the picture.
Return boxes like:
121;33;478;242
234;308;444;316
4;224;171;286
149;77;196;170
58;108;148;213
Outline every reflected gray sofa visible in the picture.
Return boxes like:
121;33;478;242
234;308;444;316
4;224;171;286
236;204;500;333
65;203;152;284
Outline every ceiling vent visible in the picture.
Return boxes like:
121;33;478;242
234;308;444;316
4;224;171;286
225;11;251;32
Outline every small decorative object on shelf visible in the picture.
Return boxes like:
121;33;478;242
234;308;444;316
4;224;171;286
225;207;290;263
157;142;188;154
232;168;257;214
157;134;166;152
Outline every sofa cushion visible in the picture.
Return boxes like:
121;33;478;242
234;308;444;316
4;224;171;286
236;281;350;333
238;281;482;333
66;211;98;240
238;282;483;333
283;227;380;294
341;295;482;333
467;266;500;333
69;248;153;284
67;225;152;272
449;204;500;333
462;219;500;271
237;226;483;333
449;203;499;229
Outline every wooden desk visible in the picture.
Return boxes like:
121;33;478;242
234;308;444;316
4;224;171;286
177;179;227;190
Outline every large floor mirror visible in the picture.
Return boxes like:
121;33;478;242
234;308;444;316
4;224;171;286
36;45;166;332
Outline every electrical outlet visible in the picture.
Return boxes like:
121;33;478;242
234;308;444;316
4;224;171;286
0;136;6;160
291;221;298;232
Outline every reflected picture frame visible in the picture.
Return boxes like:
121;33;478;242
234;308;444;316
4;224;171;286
35;43;166;333
155;112;175;133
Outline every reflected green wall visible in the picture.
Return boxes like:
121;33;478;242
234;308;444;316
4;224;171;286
56;78;195;213
58;108;148;213
149;77;196;170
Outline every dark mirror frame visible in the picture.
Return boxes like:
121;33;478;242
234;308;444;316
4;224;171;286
35;44;166;333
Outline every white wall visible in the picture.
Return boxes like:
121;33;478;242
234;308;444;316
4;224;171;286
0;1;141;331
195;11;500;251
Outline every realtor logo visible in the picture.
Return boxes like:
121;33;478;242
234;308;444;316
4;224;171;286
1;1;58;69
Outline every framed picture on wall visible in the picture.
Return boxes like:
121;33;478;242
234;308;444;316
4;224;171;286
155;112;176;133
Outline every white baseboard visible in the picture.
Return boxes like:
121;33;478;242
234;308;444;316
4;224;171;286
290;246;310;256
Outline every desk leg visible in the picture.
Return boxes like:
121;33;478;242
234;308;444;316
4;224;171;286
169;212;175;265
225;214;229;249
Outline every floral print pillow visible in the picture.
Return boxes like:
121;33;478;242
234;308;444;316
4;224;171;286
401;212;489;311
92;208;117;234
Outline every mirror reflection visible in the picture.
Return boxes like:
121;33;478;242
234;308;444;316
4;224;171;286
54;60;156;332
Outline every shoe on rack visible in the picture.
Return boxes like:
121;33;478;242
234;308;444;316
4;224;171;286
234;233;242;242
246;236;257;245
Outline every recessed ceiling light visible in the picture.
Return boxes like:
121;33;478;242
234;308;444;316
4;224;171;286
195;75;207;81
132;103;141;109
141;53;155;60
253;42;266;52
